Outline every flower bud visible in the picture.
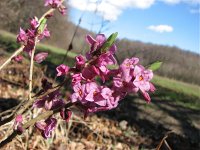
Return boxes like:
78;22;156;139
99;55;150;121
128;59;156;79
60;108;72;122
34;52;48;63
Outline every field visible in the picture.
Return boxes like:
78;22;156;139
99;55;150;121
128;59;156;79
0;30;200;149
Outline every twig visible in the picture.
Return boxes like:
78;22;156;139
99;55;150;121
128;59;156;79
61;5;84;64
0;46;24;71
28;37;38;100
156;131;173;150
0;78;66;127
164;139;172;150
38;0;65;23
0;102;73;148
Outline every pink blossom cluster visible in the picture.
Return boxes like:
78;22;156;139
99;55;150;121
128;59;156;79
16;17;50;63
45;0;66;15
55;34;156;116
35;117;57;139
15;0;67;63
17;17;50;54
31;33;155;138
13;0;68;138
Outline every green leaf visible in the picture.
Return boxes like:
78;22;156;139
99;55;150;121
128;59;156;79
107;64;119;70
148;61;162;71
38;18;47;34
100;32;118;53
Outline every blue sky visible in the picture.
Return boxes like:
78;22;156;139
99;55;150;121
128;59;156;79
68;0;199;54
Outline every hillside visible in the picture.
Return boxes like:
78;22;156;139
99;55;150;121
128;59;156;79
115;39;200;85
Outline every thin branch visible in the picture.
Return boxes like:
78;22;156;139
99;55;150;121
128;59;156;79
156;131;173;150
0;46;24;71
28;37;38;100
0;78;66;127
164;139;172;150
61;17;82;64
0;102;73;148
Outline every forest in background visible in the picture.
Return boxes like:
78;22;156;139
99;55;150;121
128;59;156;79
0;0;199;85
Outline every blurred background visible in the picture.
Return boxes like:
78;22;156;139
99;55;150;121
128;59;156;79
0;0;199;149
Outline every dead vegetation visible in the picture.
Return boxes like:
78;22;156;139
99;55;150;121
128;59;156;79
0;55;199;150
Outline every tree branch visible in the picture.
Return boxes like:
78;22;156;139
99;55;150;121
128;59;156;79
28;37;37;100
0;46;24;71
0;102;73;148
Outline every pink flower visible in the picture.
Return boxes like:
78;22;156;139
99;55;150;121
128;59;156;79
71;82;101;104
112;57;155;102
150;83;156;92
71;73;82;85
98;87;114;107
84;86;119;115
120;57;139;82
45;0;62;8
75;55;85;70
23;38;35;55
133;65;153;91
56;64;69;76
60;108;72;122
35;117;57;139
30;17;39;29
26;29;36;38
71;82;120;116
84;82;100;102
58;6;67;15
86;34;106;53
13;115;23;133
85;34;117;60
12;55;23;62
38;26;50;40
133;65;154;102
34;52;48;63
71;83;86;103
33;90;64;110
95;52;117;82
113;75;137;93
17;28;28;44
141;91;151;103
82;65;99;80
44;98;64;110
113;57;140;93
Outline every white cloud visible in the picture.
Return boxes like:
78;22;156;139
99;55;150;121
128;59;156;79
68;0;200;21
68;0;155;21
161;0;200;4
162;0;181;4
147;25;174;33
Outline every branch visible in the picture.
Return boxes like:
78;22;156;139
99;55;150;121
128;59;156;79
0;78;66;127
61;6;82;64
28;37;37;100
0;46;24;71
0;102;73;148
156;131;173;150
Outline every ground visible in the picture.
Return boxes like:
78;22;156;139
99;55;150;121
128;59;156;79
0;55;199;150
